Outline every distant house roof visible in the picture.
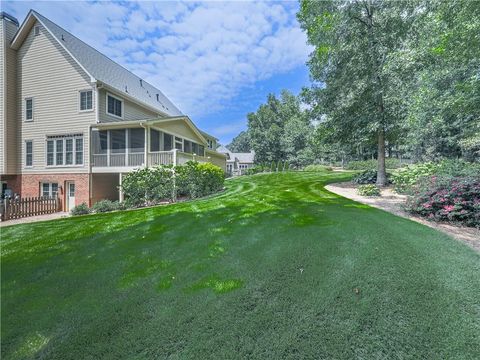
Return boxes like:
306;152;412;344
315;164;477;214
12;10;183;117
217;146;254;163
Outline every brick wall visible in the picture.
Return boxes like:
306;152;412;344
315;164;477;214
21;173;90;211
0;174;22;194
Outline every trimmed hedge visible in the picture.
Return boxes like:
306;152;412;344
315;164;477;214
303;164;333;172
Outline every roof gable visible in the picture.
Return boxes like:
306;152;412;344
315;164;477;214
11;10;183;118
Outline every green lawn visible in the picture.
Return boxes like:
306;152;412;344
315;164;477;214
1;172;479;359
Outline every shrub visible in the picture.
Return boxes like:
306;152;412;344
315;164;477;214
71;202;90;216
345;158;404;170
392;160;480;194
353;169;391;184
176;161;224;199
358;184;381;197
245;165;267;175
303;164;333;172
406;176;480;227
121;165;175;207
92;200;124;213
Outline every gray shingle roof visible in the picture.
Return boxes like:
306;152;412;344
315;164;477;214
33;11;183;117
217;146;254;163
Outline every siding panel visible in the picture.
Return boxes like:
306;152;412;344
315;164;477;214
17;21;95;174
98;89;158;123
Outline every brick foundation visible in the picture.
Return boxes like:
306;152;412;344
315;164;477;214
0;174;22;195
21;173;90;211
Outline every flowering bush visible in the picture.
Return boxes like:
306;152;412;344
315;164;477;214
405;176;480;227
392;160;480;194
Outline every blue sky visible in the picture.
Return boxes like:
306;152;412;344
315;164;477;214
4;1;312;145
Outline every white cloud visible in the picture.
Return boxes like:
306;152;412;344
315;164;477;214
4;1;312;118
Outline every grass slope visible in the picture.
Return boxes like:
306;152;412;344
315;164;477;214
1;172;479;359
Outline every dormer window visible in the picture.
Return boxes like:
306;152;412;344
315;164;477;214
106;93;123;118
34;25;40;36
140;79;143;87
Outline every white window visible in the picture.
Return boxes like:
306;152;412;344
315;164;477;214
46;135;83;166
34;25;40;36
106;93;122;118
41;183;58;198
25;140;33;167
175;136;183;151
79;90;93;111
25;98;33;121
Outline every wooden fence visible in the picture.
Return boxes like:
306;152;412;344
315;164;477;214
0;196;60;221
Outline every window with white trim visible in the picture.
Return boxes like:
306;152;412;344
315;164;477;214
175;136;183;151
25;98;33;121
107;94;122;118
79;90;93;111
25;140;33;166
46;135;84;166
41;183;58;198
34;25;40;36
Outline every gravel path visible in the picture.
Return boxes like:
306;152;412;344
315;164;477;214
325;182;480;252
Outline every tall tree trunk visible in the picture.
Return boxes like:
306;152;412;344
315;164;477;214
376;127;387;186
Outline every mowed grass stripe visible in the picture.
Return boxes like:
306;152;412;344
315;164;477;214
1;171;479;359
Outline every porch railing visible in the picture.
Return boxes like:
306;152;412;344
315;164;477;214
91;150;207;168
149;151;174;166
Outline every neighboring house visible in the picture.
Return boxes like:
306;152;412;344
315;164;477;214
217;146;255;176
0;10;226;211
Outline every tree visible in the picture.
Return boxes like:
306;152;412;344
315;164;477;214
298;0;417;185
248;90;309;164
227;131;250;152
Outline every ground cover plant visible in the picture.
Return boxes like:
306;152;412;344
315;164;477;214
357;184;381;197
406;176;480;228
1;172;479;359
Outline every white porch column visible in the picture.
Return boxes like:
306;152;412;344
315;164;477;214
145;126;149;167
172;148;177;165
119;173;124;202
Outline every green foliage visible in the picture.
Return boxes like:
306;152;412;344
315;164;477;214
244;165;269;175
353;170;390;185
357;184;381;197
406;176;480;227
345;159;404;170
121;166;175;207
92;200;124;213
121;162;224;206
303;164;333;172
247;90;314;167
227;131;250;152
70;202;90;216
176;161;224;199
392;160;480;194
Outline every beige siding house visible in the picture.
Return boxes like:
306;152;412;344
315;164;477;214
0;10;226;211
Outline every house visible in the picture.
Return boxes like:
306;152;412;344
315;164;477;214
217;146;255;176
0;10;226;211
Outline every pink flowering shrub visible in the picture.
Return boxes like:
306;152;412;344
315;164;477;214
405;176;480;227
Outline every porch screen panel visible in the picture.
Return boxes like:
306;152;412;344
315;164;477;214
129;128;145;153
92;130;108;154
110;129;126;153
184;140;192;153
150;129;162;152
164;133;173;151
